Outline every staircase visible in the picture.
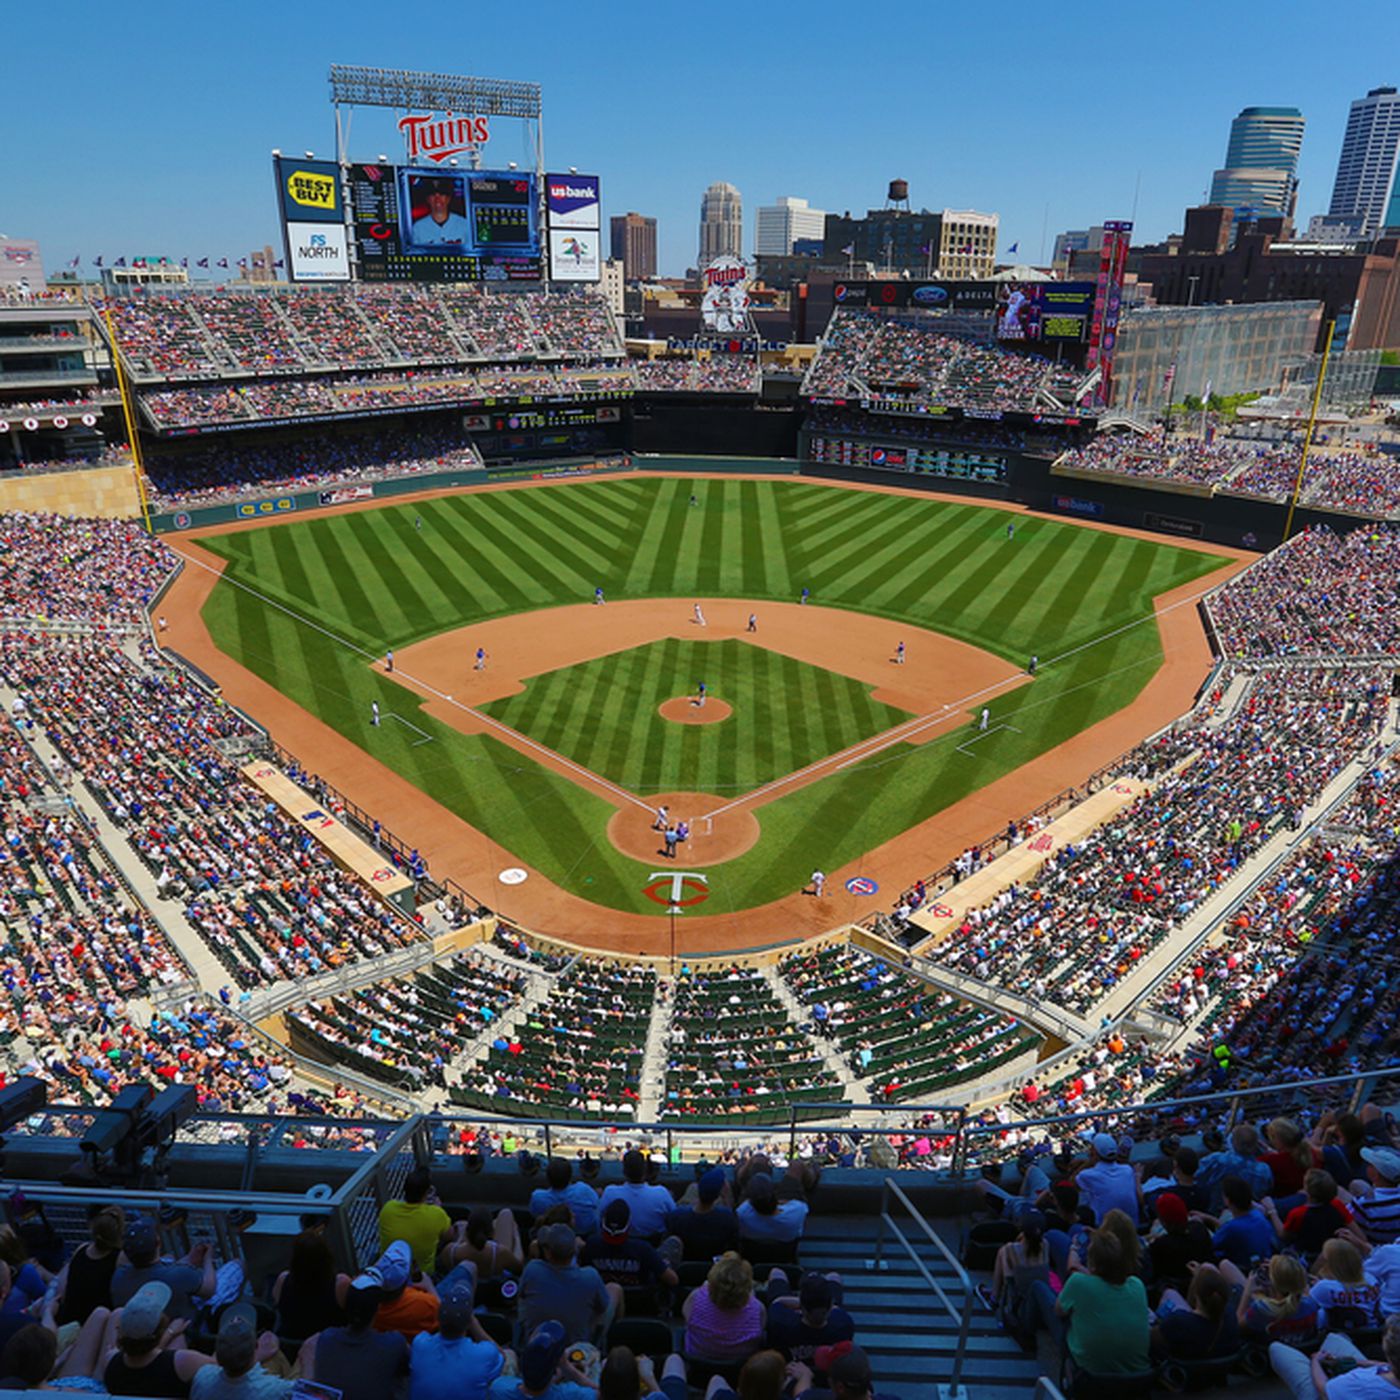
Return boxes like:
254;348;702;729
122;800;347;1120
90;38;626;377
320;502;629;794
635;975;673;1121
799;1212;1039;1400
762;967;863;1105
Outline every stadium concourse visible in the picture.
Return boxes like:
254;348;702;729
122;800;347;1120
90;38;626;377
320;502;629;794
0;494;1397;1394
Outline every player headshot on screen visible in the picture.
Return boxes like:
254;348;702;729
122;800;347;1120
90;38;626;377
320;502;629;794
997;284;1040;340
409;176;470;246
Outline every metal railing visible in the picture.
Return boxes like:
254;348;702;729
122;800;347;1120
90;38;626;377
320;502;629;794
874;1177;974;1400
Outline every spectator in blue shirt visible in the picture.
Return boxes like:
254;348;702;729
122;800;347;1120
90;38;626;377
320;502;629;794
1208;1177;1278;1270
530;1158;600;1238
1197;1125;1274;1212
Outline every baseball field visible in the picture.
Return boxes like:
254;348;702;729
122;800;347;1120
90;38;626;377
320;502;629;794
185;473;1233;924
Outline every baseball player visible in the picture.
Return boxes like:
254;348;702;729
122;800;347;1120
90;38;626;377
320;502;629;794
386;649;394;674
415;515;422;530
895;641;906;666
697;681;707;708
979;708;990;731
747;613;757;633
653;804;669;832
475;646;487;672
694;602;706;627
689;493;698;508
595;586;605;605
810;870;826;898
801;587;810;605
1029;654;1038;676
371;701;381;727
1006;521;1015;541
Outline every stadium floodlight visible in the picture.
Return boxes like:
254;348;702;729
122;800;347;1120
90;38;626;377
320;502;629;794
304;151;315;159
271;148;281;157
328;64;541;120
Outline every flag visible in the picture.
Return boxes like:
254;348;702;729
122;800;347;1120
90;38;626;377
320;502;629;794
114;257;126;268
273;258;284;269
197;257;209;269
67;256;79;269
237;258;248;269
93;255;103;267
841;243;855;256
180;257;188;268
1007;242;1018;254
919;243;930;254
217;258;228;269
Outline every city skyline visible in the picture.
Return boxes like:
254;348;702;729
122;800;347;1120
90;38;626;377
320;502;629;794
2;0;1394;280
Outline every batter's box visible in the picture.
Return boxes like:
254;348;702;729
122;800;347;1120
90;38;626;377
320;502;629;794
956;722;1021;757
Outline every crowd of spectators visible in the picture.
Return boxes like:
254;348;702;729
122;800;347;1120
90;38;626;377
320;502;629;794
634;359;760;394
1059;430;1400;517
0;513;170;626
1210;524;1400;659
804;311;1087;414
143;424;482;508
104;287;624;384
922;667;1387;1017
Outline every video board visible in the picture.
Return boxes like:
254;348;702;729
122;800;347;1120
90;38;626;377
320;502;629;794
994;283;1097;343
349;163;541;283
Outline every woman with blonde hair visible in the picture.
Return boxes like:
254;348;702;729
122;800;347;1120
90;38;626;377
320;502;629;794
1219;1253;1320;1342
1263;1118;1322;1199
682;1253;764;1365
1309;1238;1382;1331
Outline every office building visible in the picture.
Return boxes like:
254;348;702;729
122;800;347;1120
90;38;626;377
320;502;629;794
755;197;827;256
609;212;658;281
1208;106;1305;219
822;207;997;277
698;182;743;269
1327;86;1400;236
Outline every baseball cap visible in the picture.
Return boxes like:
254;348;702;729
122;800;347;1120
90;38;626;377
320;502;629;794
1362;1147;1400;1182
601;1198;631;1240
438;1282;474;1326
117;1281;171;1340
831;1345;872;1389
373;1239;412;1292
698;1167;726;1204
1155;1192;1189;1228
215;1302;258;1372
1091;1132;1118;1161
124;1219;158;1262
801;1274;835;1311
521;1321;567;1390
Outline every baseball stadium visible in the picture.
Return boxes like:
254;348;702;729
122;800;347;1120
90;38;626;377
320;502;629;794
2;61;1400;1400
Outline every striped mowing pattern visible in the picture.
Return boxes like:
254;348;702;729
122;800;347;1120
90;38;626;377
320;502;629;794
196;475;1229;915
480;637;911;796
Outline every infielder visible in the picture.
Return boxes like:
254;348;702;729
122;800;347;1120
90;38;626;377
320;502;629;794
386;649;394;674
697;681;707;709
895;641;906;665
475;647;487;672
810;870;826;897
747;613;757;633
371;701;381;727
595;586;605;605
694;602;706;627
979;708;990;731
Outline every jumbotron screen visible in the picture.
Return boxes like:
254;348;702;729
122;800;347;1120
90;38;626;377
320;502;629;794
349;163;541;283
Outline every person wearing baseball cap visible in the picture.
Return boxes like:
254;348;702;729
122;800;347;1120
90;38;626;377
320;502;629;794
488;1320;595;1400
767;1272;855;1369
581;1199;678;1294
410;1281;504;1400
410;175;469;247
103;1280;217;1394
1146;1192;1212;1290
190;1301;291;1399
790;1343;900;1400
111;1218;215;1323
296;1270;408;1400
370;1239;440;1343
1072;1133;1138;1225
1351;1147;1400;1244
664;1167;738;1261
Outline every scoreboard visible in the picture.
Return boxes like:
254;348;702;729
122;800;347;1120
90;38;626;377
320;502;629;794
350;163;542;283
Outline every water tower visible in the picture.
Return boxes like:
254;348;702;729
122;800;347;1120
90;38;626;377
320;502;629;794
885;179;910;212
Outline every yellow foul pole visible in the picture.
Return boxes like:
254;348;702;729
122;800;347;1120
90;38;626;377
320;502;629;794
103;305;153;534
1282;318;1335;542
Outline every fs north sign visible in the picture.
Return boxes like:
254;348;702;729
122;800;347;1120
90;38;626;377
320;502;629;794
398;111;491;163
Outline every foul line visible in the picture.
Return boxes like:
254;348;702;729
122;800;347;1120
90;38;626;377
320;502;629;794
167;546;655;814
388;713;435;746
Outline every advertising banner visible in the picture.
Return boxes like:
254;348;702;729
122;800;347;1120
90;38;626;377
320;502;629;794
548;228;601;281
274;158;343;224
546;174;601;230
285;223;351;283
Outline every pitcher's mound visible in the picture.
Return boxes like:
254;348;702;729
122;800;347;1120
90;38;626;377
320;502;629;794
659;696;732;725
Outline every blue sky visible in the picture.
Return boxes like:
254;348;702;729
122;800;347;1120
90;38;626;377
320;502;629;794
3;0;1391;278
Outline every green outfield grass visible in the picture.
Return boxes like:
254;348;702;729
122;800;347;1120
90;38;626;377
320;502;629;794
195;473;1230;917
479;637;911;796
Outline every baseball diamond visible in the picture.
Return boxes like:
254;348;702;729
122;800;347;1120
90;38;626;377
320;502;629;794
163;470;1240;938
